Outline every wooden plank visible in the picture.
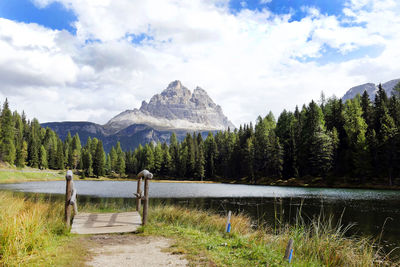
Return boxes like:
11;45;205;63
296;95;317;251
71;212;141;235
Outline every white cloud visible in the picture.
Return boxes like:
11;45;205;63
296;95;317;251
0;0;400;127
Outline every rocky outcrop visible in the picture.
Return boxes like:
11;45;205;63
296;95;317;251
342;78;400;101
104;81;235;133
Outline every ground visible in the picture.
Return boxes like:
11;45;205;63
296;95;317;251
86;234;188;267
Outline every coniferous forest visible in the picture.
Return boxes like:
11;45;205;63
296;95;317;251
1;82;400;187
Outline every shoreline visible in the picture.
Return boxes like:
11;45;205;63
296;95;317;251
0;167;399;191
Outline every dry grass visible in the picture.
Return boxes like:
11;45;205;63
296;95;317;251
0;192;88;266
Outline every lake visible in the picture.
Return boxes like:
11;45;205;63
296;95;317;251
1;180;399;257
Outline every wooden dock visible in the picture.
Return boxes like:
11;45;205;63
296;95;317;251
71;212;141;235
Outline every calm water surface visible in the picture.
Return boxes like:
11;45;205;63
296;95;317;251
1;181;400;257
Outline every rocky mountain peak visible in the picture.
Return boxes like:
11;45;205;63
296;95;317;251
105;81;235;133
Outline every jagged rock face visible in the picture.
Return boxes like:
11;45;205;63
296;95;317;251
342;78;400;101
105;80;235;133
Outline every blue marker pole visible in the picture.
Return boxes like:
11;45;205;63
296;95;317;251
225;211;232;233
288;249;293;263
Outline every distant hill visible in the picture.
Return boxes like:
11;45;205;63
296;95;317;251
342;78;400;101
41;81;232;151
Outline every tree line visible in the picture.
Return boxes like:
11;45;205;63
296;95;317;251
0;82;399;185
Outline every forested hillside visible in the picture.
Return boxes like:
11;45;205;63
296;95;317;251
1;82;400;186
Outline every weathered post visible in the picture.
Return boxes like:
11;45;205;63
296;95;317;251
137;170;153;225
284;239;294;263
135;177;142;211
65;170;73;227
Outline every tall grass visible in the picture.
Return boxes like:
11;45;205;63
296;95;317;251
145;204;396;266
0;192;85;266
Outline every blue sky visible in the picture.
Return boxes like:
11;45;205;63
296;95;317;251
0;0;76;33
230;0;345;21
1;0;346;31
0;0;398;125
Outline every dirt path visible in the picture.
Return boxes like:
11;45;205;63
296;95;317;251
86;234;188;267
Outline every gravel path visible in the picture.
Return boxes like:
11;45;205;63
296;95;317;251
86;235;188;267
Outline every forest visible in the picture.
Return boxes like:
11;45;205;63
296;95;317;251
0;82;400;186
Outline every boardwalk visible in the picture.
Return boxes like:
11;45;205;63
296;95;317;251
71;212;141;235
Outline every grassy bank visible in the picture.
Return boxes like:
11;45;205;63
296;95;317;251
1;192;396;266
143;205;394;266
0;168;64;183
0;192;88;266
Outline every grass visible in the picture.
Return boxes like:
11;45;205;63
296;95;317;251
0;191;397;266
142;204;396;267
0;192;88;266
0;169;64;183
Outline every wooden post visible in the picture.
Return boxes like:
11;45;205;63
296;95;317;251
142;177;149;225
284;239;294;263
136;177;142;211
137;170;153;226
65;170;73;227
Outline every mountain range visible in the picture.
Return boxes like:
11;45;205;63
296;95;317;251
342;78;400;101
42;81;234;151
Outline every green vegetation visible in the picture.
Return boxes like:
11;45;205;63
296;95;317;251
1;82;400;188
0;192;87;266
0;192;396;266
0;169;63;183
144;205;392;266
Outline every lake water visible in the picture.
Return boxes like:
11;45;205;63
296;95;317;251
1;181;400;258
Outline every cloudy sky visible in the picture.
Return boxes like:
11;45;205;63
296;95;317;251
0;0;399;127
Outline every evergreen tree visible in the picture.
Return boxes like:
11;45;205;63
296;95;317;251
39;145;48;169
116;152;126;177
0;99;16;164
204;132;218;178
169;133;179;176
343;98;369;178
82;148;93;177
71;134;81;169
143;144;154;171
56;138;64;170
276;110;297;178
93;140;105;177
194;133;205;180
153;142;163;174
110;147;117;172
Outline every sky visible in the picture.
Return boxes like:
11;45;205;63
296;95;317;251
0;0;399;127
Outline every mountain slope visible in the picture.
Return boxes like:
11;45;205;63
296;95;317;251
342;78;400;101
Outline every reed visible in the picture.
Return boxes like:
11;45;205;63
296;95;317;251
144;204;396;266
0;192;86;266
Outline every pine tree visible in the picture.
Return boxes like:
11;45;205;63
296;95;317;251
71;134;81;169
194;133;205;180
343;98;369;178
204;132;218;178
153;142;163;174
56;138;64;170
161;143;172;176
93;140;105;177
169;133;179;176
82;148;93;177
39;145;48;169
0;99;16;164
110;147;117;172
276;110;297;178
143;144;154;171
116;152;126;177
